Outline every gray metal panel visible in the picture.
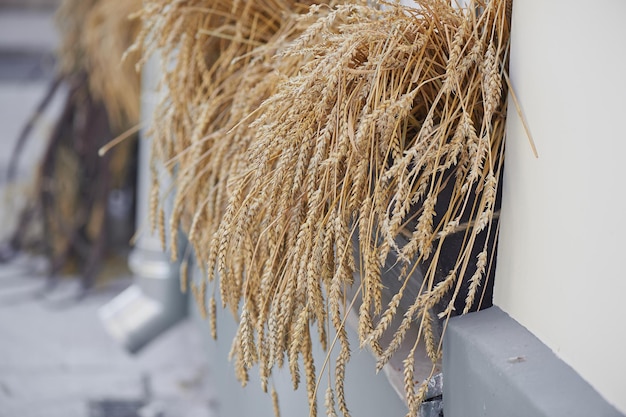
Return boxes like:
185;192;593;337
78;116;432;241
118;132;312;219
443;306;624;417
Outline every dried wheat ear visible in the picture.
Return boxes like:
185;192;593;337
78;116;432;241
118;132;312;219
136;0;511;416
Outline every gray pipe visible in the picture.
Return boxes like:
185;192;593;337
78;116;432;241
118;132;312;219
99;56;186;354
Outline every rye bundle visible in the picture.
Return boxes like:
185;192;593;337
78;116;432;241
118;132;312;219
140;0;511;415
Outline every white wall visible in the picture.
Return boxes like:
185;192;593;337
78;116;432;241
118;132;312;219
495;0;626;413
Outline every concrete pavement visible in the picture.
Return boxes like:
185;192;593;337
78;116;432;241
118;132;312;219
0;263;218;417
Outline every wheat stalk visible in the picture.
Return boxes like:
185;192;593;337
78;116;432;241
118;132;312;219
139;0;511;415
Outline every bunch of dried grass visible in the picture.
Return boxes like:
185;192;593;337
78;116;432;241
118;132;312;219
141;0;511;415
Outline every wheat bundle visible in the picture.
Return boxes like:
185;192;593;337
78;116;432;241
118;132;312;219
57;0;141;128
55;0;99;76
132;0;345;266
142;0;511;415
4;0;142;286
82;0;142;128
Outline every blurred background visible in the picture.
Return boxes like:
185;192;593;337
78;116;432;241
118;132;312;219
0;1;218;416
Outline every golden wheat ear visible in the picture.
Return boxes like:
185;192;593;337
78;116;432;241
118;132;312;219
138;0;511;415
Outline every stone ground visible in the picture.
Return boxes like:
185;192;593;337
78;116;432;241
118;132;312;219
0;8;218;417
